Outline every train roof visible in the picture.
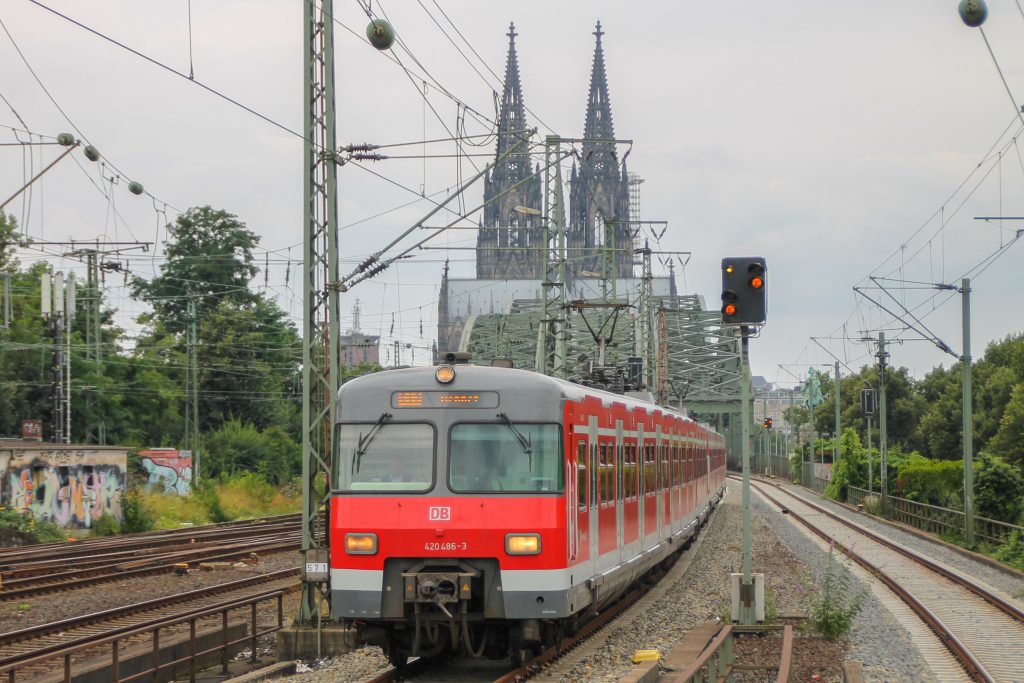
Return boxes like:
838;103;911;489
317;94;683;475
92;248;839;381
339;365;720;436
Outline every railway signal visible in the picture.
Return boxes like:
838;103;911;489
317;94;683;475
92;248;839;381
721;257;767;325
763;417;773;430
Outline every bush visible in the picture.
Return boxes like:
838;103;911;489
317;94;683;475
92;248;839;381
807;547;864;638
994;530;1024;571
895;455;962;508
196;480;230;523
121;489;157;533
825;428;864;501
789;448;803;484
975;454;1024;523
92;513;121;536
0;508;67;544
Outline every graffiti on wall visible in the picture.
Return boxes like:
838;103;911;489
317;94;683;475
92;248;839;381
138;450;192;495
7;461;124;528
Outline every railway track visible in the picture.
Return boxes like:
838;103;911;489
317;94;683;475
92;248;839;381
0;516;301;600
739;475;1024;682
0;568;300;681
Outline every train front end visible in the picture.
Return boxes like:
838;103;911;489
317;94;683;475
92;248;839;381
329;363;572;665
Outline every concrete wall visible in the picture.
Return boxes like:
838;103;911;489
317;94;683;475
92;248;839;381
0;443;128;529
138;449;192;495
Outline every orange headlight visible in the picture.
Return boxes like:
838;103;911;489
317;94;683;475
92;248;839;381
345;533;378;555
505;533;541;555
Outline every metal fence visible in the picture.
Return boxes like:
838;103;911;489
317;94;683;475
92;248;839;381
846;485;1024;546
801;462;829;494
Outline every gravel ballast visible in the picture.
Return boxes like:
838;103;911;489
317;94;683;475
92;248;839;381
776;481;1024;603
751;490;938;682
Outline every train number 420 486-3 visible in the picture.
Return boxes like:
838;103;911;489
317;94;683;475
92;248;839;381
424;541;468;551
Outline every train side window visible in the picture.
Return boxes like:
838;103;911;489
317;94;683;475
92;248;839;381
622;444;630;497
598;443;607;505
577;441;587;510
590;443;598;508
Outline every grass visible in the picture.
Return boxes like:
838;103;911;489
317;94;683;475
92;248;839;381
134;473;301;530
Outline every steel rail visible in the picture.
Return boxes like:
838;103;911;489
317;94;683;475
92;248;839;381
737;476;995;682
1;529;298;581
0;516;299;565
0;568;299;649
0;539;298;601
0;588;292;680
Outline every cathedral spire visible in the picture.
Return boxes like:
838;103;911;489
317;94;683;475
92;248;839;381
493;22;529;181
583;21;615;144
476;22;543;279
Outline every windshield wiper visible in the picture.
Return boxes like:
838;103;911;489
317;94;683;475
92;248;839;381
497;412;533;469
353;412;392;475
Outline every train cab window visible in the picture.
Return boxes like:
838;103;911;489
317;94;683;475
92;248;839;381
449;422;563;493
335;422;434;493
577;442;587;509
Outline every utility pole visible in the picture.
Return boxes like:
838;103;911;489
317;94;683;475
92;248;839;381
834;361;841;465
866;415;872;494
41;271;73;443
187;297;200;485
537;135;567;378
299;0;342;626
877;332;889;516
961;277;974;545
739;326;753;624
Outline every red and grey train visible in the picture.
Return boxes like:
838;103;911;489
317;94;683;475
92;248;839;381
330;361;726;665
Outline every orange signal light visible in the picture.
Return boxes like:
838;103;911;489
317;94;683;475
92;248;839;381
724;303;737;316
750;276;763;289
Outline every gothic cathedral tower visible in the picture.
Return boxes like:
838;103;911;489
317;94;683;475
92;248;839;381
476;23;543;279
568;22;632;278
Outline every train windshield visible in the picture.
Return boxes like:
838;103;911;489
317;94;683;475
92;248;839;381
335;422;434;492
449;422;563;493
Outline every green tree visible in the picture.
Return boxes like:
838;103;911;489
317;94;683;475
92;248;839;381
132;206;259;326
917;364;962;459
203;420;301;485
974;454;1024;523
987;383;1024;470
0;212;28;271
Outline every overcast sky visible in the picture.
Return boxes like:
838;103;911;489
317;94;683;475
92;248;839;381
3;1;1023;385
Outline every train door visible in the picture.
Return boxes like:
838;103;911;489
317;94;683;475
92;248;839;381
636;423;646;548
588;416;599;573
685;428;693;517
655;425;665;536
615;420;624;560
571;435;587;564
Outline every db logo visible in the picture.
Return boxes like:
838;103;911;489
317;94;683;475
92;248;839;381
428;506;451;521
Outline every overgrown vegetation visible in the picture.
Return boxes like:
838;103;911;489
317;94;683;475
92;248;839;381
994;530;1024;571
128;473;301;530
0;508;67;544
806;547;865;639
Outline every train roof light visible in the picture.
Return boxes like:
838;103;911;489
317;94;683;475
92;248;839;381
435;364;456;384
